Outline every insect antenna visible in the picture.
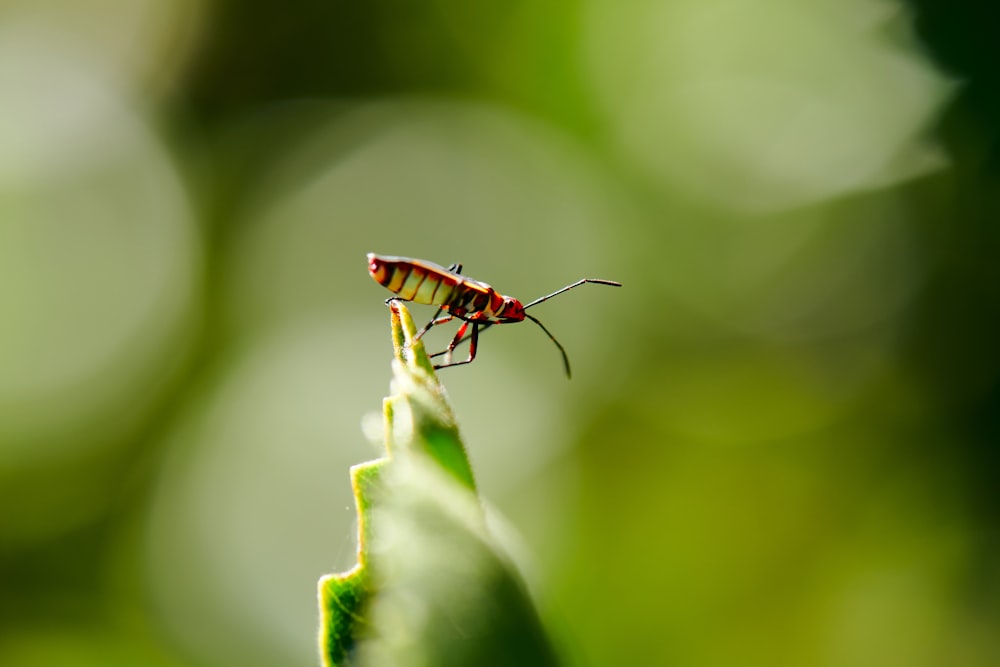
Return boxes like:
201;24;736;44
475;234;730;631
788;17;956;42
522;278;621;378
523;278;622;309
524;313;572;379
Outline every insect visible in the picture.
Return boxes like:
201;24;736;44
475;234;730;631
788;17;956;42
367;253;621;377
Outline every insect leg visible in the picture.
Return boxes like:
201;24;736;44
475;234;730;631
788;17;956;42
429;321;494;358
414;313;455;342
434;321;480;371
441;320;470;365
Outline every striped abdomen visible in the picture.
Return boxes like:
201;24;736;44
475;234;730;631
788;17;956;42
367;253;506;317
368;254;459;305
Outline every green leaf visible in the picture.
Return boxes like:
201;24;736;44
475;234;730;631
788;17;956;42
318;302;559;667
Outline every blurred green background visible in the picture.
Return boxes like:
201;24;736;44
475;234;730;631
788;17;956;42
1;0;998;665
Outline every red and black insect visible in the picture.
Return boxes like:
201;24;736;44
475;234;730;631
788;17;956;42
367;253;621;377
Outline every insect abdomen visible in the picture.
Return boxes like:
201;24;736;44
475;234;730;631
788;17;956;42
375;256;458;305
368;254;500;315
